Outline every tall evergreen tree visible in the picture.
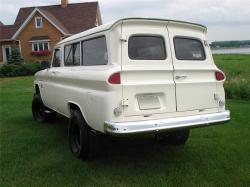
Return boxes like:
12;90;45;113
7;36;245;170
8;47;24;65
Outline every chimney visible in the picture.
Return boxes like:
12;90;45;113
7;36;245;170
61;0;68;8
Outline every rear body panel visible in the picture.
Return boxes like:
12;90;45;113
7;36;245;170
121;19;220;119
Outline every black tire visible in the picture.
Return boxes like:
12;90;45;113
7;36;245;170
68;110;99;160
157;129;190;145
32;94;57;123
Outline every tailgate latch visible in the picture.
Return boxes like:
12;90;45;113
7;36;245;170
120;35;127;42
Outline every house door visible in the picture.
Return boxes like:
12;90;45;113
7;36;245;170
2;45;11;63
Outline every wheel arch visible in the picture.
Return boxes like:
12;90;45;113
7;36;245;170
33;82;46;105
34;84;40;95
67;101;90;126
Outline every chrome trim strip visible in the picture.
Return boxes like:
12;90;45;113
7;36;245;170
104;110;230;135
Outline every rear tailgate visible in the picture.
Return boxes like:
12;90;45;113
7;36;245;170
121;20;176;117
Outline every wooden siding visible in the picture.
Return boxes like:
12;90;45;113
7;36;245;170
16;12;64;62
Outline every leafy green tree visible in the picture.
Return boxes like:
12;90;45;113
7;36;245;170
8;47;24;65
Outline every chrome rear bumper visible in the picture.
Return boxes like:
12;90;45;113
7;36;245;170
104;110;230;135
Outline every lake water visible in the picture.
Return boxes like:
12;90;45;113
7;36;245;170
211;47;250;54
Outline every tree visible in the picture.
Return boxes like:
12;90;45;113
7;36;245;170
8;47;24;65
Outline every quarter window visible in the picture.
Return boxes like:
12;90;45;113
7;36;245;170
52;49;61;67
64;43;80;66
128;36;166;60
82;36;108;66
174;37;205;60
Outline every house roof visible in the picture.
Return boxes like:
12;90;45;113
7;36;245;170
0;25;18;40
0;2;100;40
0;21;4;26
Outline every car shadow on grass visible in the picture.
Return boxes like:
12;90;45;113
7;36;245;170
53;115;194;166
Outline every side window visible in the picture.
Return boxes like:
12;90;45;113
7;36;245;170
52;49;61;67
64;43;80;66
174;37;205;60
128;36;166;60
82;36;108;66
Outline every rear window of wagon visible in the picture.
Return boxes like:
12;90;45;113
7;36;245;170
128;36;166;60
174;37;206;60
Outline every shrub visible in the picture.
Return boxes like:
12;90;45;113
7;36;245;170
0;62;43;77
224;79;250;100
0;64;20;77
214;54;250;101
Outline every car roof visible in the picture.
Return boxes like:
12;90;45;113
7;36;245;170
57;17;207;45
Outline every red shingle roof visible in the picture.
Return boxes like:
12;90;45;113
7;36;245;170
0;2;100;40
0;25;18;40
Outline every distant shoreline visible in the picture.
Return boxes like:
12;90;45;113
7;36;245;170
210;40;250;50
211;46;250;50
211;47;250;54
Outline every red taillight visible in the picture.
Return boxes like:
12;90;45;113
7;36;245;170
215;71;225;81
108;72;120;84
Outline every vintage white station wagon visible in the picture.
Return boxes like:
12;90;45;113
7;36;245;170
32;18;230;159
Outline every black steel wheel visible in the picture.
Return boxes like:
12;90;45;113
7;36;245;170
68;110;99;160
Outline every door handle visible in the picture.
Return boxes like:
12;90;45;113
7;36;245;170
175;75;187;80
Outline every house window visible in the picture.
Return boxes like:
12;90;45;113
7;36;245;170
32;42;50;52
35;17;43;28
33;43;38;52
44;43;49;50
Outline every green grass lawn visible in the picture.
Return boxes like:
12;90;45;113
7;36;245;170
1;55;250;186
213;54;250;100
214;54;250;75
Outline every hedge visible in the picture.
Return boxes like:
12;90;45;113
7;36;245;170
0;62;48;77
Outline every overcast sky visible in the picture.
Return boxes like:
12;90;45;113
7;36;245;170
0;0;249;42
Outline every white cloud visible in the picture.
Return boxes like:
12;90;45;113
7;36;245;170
97;0;250;24
208;24;250;42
